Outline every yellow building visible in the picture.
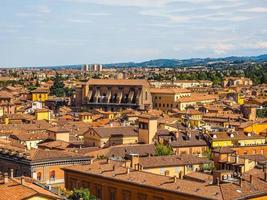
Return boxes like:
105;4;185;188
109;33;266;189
237;94;244;105
35;109;51;121
177;94;218;111
209;131;266;148
84;126;138;147
78;112;93;123
31;88;49;102
134;154;210;178
138;115;158;144
151;88;191;112
238;120;267;135
178;109;203;127
63;159;267;200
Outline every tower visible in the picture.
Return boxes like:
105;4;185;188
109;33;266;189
138;115;158;144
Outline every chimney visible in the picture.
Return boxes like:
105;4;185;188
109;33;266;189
126;167;130;174
4;173;8;184
236;155;239;164
164;170;170;176
112;165;115;171
107;158;110;164
175;131;179;139
239;177;242;187
216;178;220;186
89;159;93;164
250;175;253;184
10;169;14;179
139;165;143;171
227;154;231;162
21;176;25;185
179;171;183;179
130;154;139;168
173;176;177;183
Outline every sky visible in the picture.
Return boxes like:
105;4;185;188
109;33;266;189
0;0;267;67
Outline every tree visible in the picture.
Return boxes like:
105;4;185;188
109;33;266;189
50;73;65;97
155;144;173;156
68;188;96;200
203;148;212;160
65;87;75;97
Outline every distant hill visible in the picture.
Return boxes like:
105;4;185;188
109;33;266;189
104;54;267;67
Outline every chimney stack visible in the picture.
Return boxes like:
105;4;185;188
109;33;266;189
107;158;110;164
173;176;177;183
10;169;14;179
21;176;25;185
4;173;8;184
216;178;220;186
127;167;130;174
239;177;243;187
236;155;239;164
250;175;253;184
112;165;115;171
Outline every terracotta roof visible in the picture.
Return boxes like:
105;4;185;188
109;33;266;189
212;147;235;154
88;79;150;87
28;149;89;162
150;88;190;94
0;91;13;99
31;88;49;93
38;140;71;150
139;154;210;168
209;131;265;141
10;132;48;141
88;126;138;138
63;160;267;200
169;131;207;148
178;94;218;103
0;176;60;200
85;144;156;158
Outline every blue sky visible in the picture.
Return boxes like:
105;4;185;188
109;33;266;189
0;0;267;67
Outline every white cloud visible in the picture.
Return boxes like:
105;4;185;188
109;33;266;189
83;12;111;16
212;43;235;55
240;7;267;13
243;41;267;49
67;18;92;24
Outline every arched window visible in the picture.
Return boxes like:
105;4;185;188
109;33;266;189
37;172;42;181
49;170;55;181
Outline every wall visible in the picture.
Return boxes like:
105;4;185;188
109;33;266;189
64;170;202;200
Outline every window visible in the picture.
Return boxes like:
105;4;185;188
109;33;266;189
109;188;117;200
37;172;42;181
137;193;147;200
49;170;55;181
153;197;164;200
96;185;102;199
122;190;131;200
